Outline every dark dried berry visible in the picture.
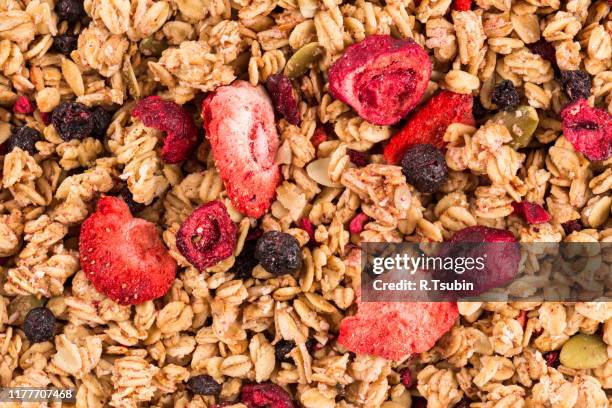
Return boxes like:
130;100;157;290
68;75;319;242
400;144;448;193
117;186;145;214
472;96;489;121
23;307;56;343
411;396;428;408
55;0;86;23
527;40;557;67
13;96;34;114
275;339;296;363
52;102;94;141
265;74;301;126
560;70;592;102
347;149;368;167
544;350;560;368
231;240;258;280
562;220;583;235
90;106;112;139
241;383;296;408
399;368;413;388
186;374;222;396
255;231;302;276
52;34;78;55
455;398;472;408
491;80;520;110
7;126;42;155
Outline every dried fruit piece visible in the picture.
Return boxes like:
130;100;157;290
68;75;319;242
241;383;296;408
202;81;281;218
328;35;432;126
255;231;302;276
399;368;413;388
527;40;557;67
453;0;471;10
51;102;93;141
55;0;86;22
491;80;520;110
384;91;474;164
132;96;198;163
6;126;42;155
560;70;591;102
265;74;301;126
311;125;327;148
176;200;237;271
347;149;368;167
52;34;78;55
284;42;323;78
13;96;34;114
116;186;146;214
79;196;177;305
561;99;611;161
491;105;539;149
349;212;369;234
23;307;56;343
275;339;296;363
297;218;315;242
562;220;583;235
90;106;112;139
186;375;222;396
512;201;551;224
231;240;258;279
560;334;607;369
400;144;448;193
543;350;560;368
472;96;490;121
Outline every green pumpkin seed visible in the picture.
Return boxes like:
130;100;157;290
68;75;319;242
491;105;539;149
559;333;607;369
8;295;44;325
284;42;323;79
139;37;168;57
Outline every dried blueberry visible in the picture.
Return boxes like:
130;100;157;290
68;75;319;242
23;307;56;343
255;231;302;276
560;70;591;102
90;106;112;139
117;186;145;214
231;240;258;280
186;374;222;396
6;126;42;155
52;34;78;55
400;144;448;193
52;102;94;141
275;339;296;363
55;0;86;23
491;80;520;110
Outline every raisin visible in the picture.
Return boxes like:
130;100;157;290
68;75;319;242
265;74;301;126
562;220;583;235
55;0;86;23
400;144;448;193
90;106;112;139
255;231;302;276
52;34;78;55
52;102;94;141
240;383;296;408
186;374;222;396
491;80;520;110
23;307;56;343
231;240;258;280
560;70;591;102
544;350;560;368
347;149;368;167
117;186;146;214
275;339;296;363
6;126;42;155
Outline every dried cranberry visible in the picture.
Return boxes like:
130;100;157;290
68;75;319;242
255;231;302;276
6;126;42;155
240;383;296;408
560;70;591;102
265;74;301;126
52;102;94;141
561;99;611;161
176;200;237;270
90;106;112;139
349;213;369;234
13;96;34;114
400;143;448;193
544;350;560;368
347;149;368;167
491;80;520;110
186;374;222;396
23;307;56;343
399;368;413;388
231;240;258;280
297;218;315;243
562;220;583;235
55;0;86;23
117;186;145;214
527;40;557;67
52;34;78;55
311;126;327;148
511;201;551;224
275;339;296;363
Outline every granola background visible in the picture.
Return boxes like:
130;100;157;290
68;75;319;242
0;0;610;407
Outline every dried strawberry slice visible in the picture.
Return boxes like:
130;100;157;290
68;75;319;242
241;383;297;408
328;35;431;126
132;96;198;163
512;201;551;224
561;99;611;161
383;90;475;164
453;0;471;10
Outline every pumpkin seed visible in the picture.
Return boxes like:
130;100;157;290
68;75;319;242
559;333;607;369
491;105;539;148
139;37;168;57
284;42;323;79
306;157;343;187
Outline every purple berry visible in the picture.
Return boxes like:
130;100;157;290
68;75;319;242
55;0;86;23
7;126;42;155
491;80;520;110
400;143;448;193
52;34;78;55
255;231;302;276
51;102;94;141
23;307;56;343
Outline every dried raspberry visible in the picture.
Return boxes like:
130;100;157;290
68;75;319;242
347;149;368;167
55;0;86;23
265;74;300;126
6;126;42;155
560;70;592;102
544;350;560;368
311;125;327;148
176;200;237;271
453;0;471;10
400;144;448;193
52;102;94;141
491;80;520;110
297;218;315;243
186;375;222;396
349;213;369;234
527;40;557;67
562;220;583;235
512;201;551;224
561;99;611;161
399;368;413;388
329;35;432;125
255;231;302;276
384;91;474;164
231;240;258;280
52;34;78;55
132;96;198;163
23;307;56;343
13;96;34;114
240;383;296;408
90;106;112;139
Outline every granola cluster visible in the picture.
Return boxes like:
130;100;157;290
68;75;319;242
0;0;611;407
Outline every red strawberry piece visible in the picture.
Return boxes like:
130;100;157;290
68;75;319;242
383;90;475;164
297;218;315;242
561;99;611;161
349;212;369;234
512;201;551;224
265;74;301;126
202;81;281;218
338;297;458;360
241;383;296;408
453;0;471;10
79;196;176;305
176;200;237;270
328;35;432;126
311;125;327;148
13;96;34;114
131;96;198;164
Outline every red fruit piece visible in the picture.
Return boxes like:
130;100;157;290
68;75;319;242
176;200;237;270
383;90;474;164
400;368;413;388
40;112;51;125
453;0;471;10
512;201;551;224
347;149;368;167
265;74;301;126
13;96;34;114
339;297;458;360
311;125;327;148
131;96;198;164
241;383;296;408
349;212;369;234
561;99;611;161
79;196;176;305
297;218;314;242
202;81;281;218
328;35;431;126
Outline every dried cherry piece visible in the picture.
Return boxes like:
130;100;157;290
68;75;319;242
297;218;315;243
400;143;448;193
349;213;369;234
23;307;56;343
90;106;112;139
116;186;146;214
562;220;583;235
240;383;297;408
51;102;94;141
6;126;42;155
13;96;34;114
176;200;237;270
511;201;551;224
311;125;327;148
399;368;413;388
527;40;557;68
561;99;611;161
347;149;368;167
255;231;302;276
265;74;301;126
52;34;78;55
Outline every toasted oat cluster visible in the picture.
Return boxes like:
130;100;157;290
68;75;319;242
0;0;611;407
